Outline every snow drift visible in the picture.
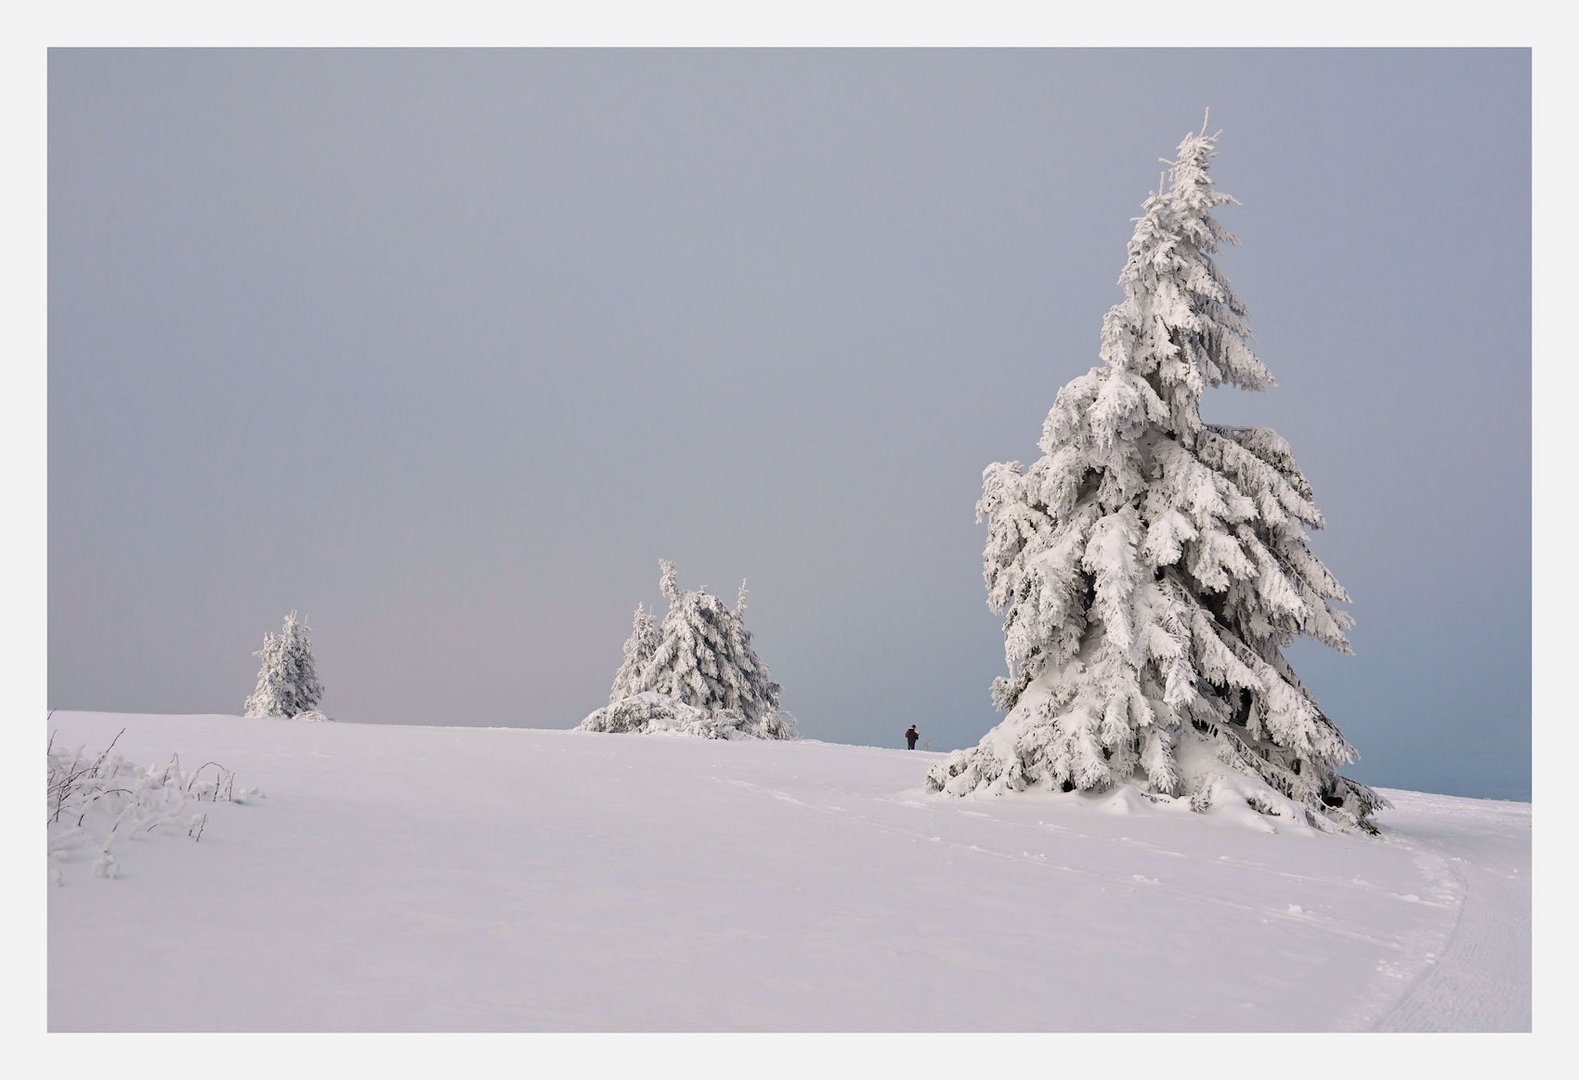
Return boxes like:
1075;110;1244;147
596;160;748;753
579;691;769;739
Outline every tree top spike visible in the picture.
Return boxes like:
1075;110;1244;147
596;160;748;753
659;559;679;602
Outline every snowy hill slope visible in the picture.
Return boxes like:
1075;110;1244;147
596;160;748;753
45;711;1529;1032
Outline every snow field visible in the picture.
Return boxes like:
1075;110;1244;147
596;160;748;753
47;711;1528;1032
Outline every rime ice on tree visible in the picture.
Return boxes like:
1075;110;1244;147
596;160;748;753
581;561;794;739
242;611;325;720
608;604;661;704
928;119;1383;831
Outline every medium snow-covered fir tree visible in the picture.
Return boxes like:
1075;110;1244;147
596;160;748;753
632;564;789;734
580;561;794;739
927;118;1384;831
242;611;325;720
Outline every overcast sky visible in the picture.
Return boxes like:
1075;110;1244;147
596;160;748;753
48;48;1530;799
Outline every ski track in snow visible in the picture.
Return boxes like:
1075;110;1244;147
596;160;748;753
1367;797;1531;1031
717;774;1529;1031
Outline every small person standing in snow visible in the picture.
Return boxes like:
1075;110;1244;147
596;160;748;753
905;725;919;750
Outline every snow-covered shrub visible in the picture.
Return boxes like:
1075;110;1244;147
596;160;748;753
47;730;261;884
582;562;795;740
928;118;1385;832
244;611;324;719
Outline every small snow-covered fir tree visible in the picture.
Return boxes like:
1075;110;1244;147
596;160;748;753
243;611;325;719
927;118;1384;831
608;604;661;703
580;561;794;739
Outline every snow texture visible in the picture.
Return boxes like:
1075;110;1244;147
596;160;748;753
46;711;1528;1032
242;611;325;720
930;118;1380;830
583;561;794;739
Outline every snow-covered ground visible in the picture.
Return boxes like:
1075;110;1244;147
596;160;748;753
45;711;1529;1032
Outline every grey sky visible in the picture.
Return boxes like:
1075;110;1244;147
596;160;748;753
48;49;1531;800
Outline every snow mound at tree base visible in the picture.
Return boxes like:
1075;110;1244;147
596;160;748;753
925;704;1385;833
578;692;794;740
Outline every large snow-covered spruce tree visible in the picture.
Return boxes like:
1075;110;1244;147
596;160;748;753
242;611;325;720
927;122;1383;831
580;561;794;739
